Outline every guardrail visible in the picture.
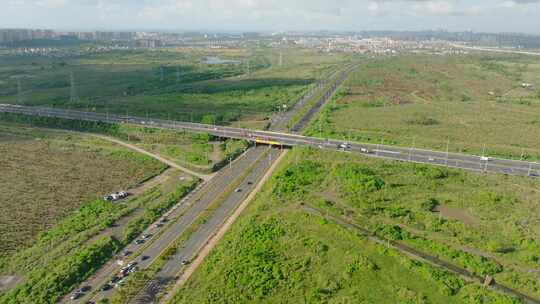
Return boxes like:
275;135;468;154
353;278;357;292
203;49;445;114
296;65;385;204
1;103;539;178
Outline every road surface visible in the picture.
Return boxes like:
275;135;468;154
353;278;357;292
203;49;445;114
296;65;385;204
63;146;265;303
132;147;282;303
1;103;538;178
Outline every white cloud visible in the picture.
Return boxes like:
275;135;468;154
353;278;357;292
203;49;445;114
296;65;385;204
1;0;539;33
413;1;454;15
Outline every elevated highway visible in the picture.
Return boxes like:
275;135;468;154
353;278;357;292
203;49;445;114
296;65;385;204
1;103;539;178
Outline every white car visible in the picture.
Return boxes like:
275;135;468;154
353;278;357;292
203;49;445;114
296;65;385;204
480;156;491;161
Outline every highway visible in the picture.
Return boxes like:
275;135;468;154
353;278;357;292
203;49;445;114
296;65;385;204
50;64;349;303
133;147;282;303
1;103;539;178
65;146;270;303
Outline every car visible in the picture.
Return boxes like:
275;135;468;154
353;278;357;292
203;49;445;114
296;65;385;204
247;181;253;185
161;218;169;223
135;239;145;245
70;292;83;300
126;262;138;268
360;148;370;153
338;143;351;150
101;283;112;291
530;172;539;177
80;285;92;292
142;234;152;239
235;188;242;193
110;276;121;284
480;156;491;161
141;255;151;261
115;278;127;288
122;251;132;257
155;223;164;228
428;157;435;162
181;259;191;265
117;191;130;199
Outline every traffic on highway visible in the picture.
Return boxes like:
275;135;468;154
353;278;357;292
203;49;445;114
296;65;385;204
1;103;538;178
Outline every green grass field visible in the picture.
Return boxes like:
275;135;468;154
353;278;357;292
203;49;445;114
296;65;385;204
1;47;351;128
307;54;540;160
0;123;166;258
171;147;539;303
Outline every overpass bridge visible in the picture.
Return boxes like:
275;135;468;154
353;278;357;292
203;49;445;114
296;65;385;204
1;103;539;178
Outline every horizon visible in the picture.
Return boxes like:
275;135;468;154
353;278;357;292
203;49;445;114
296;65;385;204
1;1;540;35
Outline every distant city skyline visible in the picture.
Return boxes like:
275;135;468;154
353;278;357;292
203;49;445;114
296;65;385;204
1;0;540;34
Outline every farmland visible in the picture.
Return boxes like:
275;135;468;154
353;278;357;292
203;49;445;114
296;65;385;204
307;54;540;161
0;47;351;128
171;147;540;303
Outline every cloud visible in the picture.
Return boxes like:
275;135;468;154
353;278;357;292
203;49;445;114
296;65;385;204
1;0;539;33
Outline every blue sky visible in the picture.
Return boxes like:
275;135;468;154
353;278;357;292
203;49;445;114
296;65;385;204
2;0;540;33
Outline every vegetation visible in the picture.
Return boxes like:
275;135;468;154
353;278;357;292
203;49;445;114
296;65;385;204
0;174;197;303
0;236;120;304
0;123;165;258
122;182;198;243
0;113;250;172
171;147;536;303
306;54;540;161
0;47;351;128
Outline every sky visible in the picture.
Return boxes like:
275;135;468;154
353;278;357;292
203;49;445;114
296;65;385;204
1;0;540;34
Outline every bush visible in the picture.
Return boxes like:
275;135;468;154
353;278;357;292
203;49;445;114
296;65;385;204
421;198;440;212
415;166;449;179
333;163;385;197
375;224;410;241
0;236;120;304
274;160;325;198
405;113;440;126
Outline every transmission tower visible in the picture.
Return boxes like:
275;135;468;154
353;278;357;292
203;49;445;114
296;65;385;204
70;72;79;103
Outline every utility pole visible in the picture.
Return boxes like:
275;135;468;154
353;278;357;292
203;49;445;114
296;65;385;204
246;60;251;77
445;139;450;167
409;136;416;162
70;72;78;103
17;78;22;104
176;66;180;83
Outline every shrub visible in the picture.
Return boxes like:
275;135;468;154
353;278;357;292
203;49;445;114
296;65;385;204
421;198;440;212
274;160;325;198
0;236;120;304
415;166;448;179
333;163;385;197
405;113;440;126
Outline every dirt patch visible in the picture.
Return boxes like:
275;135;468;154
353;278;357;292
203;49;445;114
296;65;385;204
0;275;22;292
433;205;479;225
